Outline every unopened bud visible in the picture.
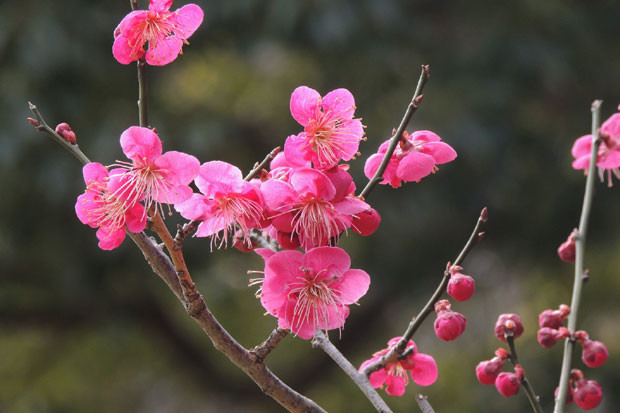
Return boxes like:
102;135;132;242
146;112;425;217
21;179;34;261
494;314;524;342
55;122;76;144
581;340;608;368
557;230;577;263
27;117;40;128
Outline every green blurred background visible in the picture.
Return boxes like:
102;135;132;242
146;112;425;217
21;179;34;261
1;0;619;411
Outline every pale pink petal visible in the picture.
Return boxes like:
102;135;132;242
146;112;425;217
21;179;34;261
113;35;142;64
155;151;200;186
82;162;109;185
153;184;194;204
396;152;436;182
409;130;441;143
410;353;438;386
261;251;304;316
385;375;406;396
254;248;276;261
96;226;126;250
571;135;593;159
260;179;297;211
302;246;350;280
572;155;591;170
284;133;313;166
125;203;147;233
195;161;244;197
146;34;184;66
290;86;321;126
322;88;356;120
175;194;208;220
149;0;173;13
120;126;162;162
422;142;457;164
601;113;620;137
333;197;369;215
598;149;620;168
331;269;370;304
290;168;336;200
171;4;204;39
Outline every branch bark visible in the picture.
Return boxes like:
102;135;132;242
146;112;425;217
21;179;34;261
362;207;487;376
312;330;392;413
416;394;435;413
505;333;543;413
554;100;603;412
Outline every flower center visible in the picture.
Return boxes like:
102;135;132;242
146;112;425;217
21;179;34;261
288;271;343;333
208;194;263;249
290;198;346;247
109;159;171;216
82;180;129;232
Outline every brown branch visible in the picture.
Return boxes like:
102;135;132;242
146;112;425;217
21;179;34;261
363;207;487;376
416;394;435;413
504;332;543;413
359;65;430;199
312;331;392;413
244;146;281;181
251;328;290;361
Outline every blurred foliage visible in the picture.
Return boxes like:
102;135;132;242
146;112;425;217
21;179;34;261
1;0;620;411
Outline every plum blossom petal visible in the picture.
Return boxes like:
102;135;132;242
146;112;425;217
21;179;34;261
322;88;356;120
302;246;351;279
120;126;162;162
290;86;321;126
330;269;371;305
397;152;436;182
410;353;438;386
146;34;184;66
171;4;205;38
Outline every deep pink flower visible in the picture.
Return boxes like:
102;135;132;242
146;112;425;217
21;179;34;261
539;305;570;329
285;87;364;169
113;0;204;66
359;337;438;396
55;122;76;144
351;207;381;236
175;161;265;248
261;167;369;250
581;340;608;368
572;108;620;186
364;130;456;188
571;370;603;410
494;313;524;341
557;230;577;263
256;247;370;339
108;127;199;215
495;365;523;397
433;300;467;341
446;265;475;302
75;163;147;250
537;327;569;349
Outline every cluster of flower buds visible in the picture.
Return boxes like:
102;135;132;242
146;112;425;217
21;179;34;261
55;122;77;145
557;229;577;263
359;337;438;396
476;314;526;397
536;306;608;368
555;369;603;410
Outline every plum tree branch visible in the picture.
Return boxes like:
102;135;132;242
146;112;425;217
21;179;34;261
416;394;435;413
505;332;543;413
362;207;487;376
554;100;603;412
312;331;392;413
359;65;430;199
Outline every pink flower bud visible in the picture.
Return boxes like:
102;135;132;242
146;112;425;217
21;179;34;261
557;231;577;263
351;208;381;236
447;269;475;302
573;379;603;410
55;122;76;144
434;300;467;341
495;370;521;397
554;386;574;405
476;357;505;385
494;313;524;341
27;117;40;128
574;330;589;342
538;309;564;329
537;327;569;348
581;340;608;368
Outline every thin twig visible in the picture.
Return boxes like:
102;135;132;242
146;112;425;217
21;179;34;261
416;394;435;413
554;100;603;412
363;207;487;376
129;0;149;128
244;146;281;181
359;65;430;199
28;102;91;165
505;333;543;413
312;331;392;413
251;328;290;361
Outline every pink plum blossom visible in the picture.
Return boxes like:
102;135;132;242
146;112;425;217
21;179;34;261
75;162;146;250
359;337;438;396
175;161;265;248
113;0;204;66
285;87;365;169
364;130;456;188
256;247;370;339
261;166;369;250
109;127;199;215
495;365;523;397
572;107;620;186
